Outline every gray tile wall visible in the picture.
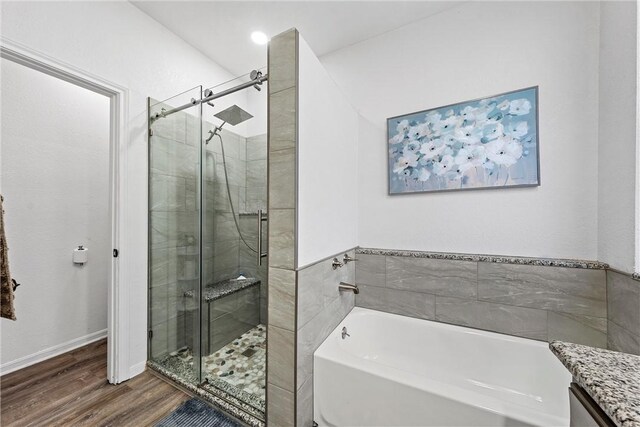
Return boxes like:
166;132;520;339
607;270;640;355
356;251;608;348
296;251;356;427
238;133;268;324
207;285;261;354
267;28;298;427
204;124;247;285
150;99;267;360
149;101;199;359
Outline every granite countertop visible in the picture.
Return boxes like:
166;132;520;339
549;341;640;427
183;277;260;302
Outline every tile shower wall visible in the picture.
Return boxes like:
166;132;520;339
355;249;608;348
239;133;268;323
203;122;246;285
267;29;358;426
607;270;640;355
267;28;298;427
149;103;199;359
296;251;356;427
150;103;267;359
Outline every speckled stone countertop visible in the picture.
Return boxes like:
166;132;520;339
550;341;640;427
184;277;260;302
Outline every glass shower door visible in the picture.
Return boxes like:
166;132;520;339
148;86;204;384
199;72;267;411
147;70;268;421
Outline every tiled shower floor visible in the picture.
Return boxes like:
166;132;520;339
155;325;266;408
204;325;266;398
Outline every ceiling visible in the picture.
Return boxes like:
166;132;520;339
132;1;463;76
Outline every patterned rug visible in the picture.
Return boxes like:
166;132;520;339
155;398;242;427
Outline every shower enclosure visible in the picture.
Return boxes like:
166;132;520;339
147;70;267;421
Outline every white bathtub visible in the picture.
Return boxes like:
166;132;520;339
314;308;571;427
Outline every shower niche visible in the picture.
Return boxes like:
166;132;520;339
147;71;267;422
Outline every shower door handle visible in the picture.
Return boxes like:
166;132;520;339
257;209;268;266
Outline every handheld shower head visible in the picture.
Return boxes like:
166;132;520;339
206;123;225;143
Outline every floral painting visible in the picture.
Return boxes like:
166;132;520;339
387;87;539;194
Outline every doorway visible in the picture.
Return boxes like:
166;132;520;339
0;45;125;383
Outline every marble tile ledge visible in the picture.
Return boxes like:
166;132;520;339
357;248;609;270
550;341;640;427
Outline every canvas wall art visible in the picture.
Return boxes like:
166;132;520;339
387;87;539;194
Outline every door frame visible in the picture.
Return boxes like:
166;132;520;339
0;38;131;384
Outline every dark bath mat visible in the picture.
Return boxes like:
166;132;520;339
155;398;242;427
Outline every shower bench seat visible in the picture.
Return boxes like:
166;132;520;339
183;277;260;302
183;277;261;354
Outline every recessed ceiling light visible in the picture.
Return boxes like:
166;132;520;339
251;31;269;45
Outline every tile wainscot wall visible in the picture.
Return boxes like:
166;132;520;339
607;270;640;355
355;248;609;348
296;250;355;426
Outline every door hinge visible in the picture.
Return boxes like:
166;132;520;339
148;329;153;339
113;249;119;258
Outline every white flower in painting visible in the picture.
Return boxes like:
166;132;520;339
479;98;495;108
389;132;405;145
454;125;481;146
419;139;446;159
403;143;420;155
509;99;531;116
485;136;523;166
454;146;486;172
433;154;455;176
445;109;455;117
396;119;410;134
497;100;510;111
482;122;504;141
408;123;432;140
505;121;529;138
473;107;491;125
440;133;457;146
393;151;419;174
425;111;442;125
433;115;460;134
417;168;431;182
460;106;477;121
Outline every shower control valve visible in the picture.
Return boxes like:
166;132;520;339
343;253;358;264
332;258;344;270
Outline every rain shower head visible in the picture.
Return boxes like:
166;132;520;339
214;105;253;126
206;104;254;144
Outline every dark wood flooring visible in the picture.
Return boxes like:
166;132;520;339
0;339;190;426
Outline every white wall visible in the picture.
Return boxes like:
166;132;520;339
0;1;239;377
0;59;111;372
321;1;602;260
298;36;359;266
597;1;638;273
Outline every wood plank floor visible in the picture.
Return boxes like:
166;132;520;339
0;339;190;426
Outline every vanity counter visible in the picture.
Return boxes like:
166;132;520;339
550;341;640;427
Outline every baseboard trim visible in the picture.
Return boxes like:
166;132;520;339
0;329;108;376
